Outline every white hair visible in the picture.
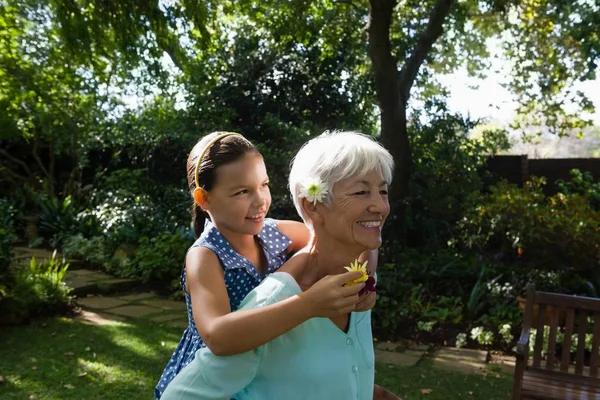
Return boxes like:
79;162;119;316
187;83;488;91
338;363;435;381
289;130;394;226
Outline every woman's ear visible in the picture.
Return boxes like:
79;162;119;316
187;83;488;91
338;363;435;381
193;188;210;210
301;198;324;226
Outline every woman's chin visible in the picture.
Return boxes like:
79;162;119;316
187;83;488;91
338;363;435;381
356;238;382;251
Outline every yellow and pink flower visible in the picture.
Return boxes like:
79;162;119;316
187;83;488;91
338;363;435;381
344;260;376;296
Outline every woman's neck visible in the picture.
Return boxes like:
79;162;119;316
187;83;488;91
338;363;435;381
301;234;362;283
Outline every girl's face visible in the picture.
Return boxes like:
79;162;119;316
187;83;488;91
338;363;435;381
204;153;271;237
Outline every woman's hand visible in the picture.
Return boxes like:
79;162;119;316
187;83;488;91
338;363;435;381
373;384;402;400
354;291;376;312
299;271;365;318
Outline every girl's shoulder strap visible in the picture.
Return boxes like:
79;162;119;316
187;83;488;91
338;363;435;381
262;217;278;230
181;224;229;290
189;222;224;257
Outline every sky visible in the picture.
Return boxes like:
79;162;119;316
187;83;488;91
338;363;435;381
437;39;600;157
438;39;600;126
440;68;600;125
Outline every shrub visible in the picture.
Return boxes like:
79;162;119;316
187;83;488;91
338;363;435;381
373;247;483;335
499;323;513;344
62;233;134;277
131;229;192;287
2;251;71;323
475;277;522;329
61;228;193;290
454;178;600;277
556;169;600;210
0;199;16;284
62;234;111;266
406;114;510;247
455;333;467;348
35;195;79;247
372;245;542;338
470;326;494;345
84;168;191;243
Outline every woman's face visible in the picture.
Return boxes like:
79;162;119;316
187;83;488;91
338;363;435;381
319;168;390;251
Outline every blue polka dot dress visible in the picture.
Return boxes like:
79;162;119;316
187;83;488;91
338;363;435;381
154;218;292;399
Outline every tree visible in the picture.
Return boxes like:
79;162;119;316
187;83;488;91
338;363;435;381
0;1;212;199
368;0;454;217
0;3;111;198
4;0;599;237
367;0;599;233
198;0;598;236
44;0;210;77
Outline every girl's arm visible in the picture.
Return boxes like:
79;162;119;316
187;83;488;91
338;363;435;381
276;219;311;252
186;247;364;356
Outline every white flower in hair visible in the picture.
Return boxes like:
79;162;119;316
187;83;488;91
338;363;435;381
299;177;329;205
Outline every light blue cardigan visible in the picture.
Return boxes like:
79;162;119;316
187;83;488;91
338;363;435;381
161;272;375;400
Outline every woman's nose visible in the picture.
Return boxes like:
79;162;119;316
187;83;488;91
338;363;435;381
368;192;389;213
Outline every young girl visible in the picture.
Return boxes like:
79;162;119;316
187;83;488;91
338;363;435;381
155;132;376;399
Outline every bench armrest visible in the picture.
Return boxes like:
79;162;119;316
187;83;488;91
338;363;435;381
515;326;530;359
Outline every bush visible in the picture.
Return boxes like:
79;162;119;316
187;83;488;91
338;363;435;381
1;251;71;325
84;169;191;243
78;188;190;252
54;168;194;286
454;178;600;296
131;229;192;288
62;234;111;266
62;228;192;290
373;247;485;335
372;245;554;340
35;195;79;247
62;233;137;278
455;178;600;272
0;199;17;284
406;114;510;247
475;276;522;330
557;169;600;210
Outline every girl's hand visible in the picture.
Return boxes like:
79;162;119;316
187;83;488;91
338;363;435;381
354;291;377;312
300;271;365;318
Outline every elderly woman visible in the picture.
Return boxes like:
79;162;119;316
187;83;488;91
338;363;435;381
162;131;395;400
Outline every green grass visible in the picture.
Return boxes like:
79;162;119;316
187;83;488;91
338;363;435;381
0;317;512;399
0;317;182;400
375;360;512;399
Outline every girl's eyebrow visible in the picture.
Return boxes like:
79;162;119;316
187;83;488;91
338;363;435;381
227;176;270;191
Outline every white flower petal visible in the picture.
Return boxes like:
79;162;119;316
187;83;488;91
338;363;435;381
299;177;329;205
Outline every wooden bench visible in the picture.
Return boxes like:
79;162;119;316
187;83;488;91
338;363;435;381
513;284;600;399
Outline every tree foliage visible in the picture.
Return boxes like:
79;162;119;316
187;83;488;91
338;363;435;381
47;0;210;77
1;2;110;197
1;0;598;234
